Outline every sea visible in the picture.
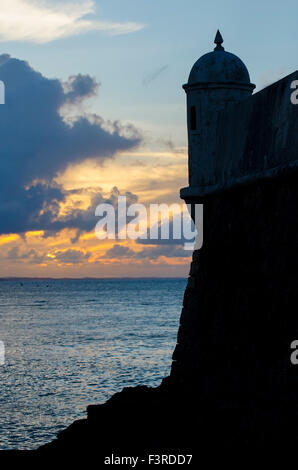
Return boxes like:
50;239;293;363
0;278;186;450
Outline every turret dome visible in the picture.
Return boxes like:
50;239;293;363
188;30;251;85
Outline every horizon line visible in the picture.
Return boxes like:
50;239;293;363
0;276;187;281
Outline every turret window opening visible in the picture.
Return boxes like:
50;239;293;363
190;106;197;130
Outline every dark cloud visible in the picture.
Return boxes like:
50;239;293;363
63;74;99;104
5;246;91;265
43;186;139;241
135;245;190;260
102;243;190;261
0;182;65;234
103;244;135;258
1;185;139;241
54;249;90;264
0;55;141;235
6;247;47;264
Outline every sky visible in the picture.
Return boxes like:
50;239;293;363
0;0;297;278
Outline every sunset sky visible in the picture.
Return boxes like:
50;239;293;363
0;0;297;277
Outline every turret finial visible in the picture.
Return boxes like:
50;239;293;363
214;30;224;51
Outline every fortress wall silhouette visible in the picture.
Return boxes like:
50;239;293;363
30;41;298;459
171;71;298;404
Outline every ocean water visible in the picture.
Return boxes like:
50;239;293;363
0;278;186;450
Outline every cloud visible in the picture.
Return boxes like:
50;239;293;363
103;243;190;261
142;66;169;86
63;74;100;104
0;0;144;43
6;246;90;265
43;186;139;240
54;249;90;264
103;244;135;259
0;56;141;234
137;245;190;259
6;247;47;264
